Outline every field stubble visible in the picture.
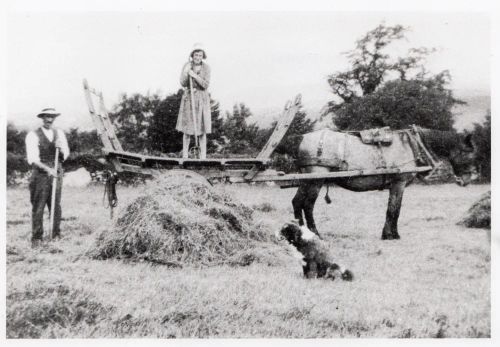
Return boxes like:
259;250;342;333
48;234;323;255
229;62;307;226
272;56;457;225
6;182;491;338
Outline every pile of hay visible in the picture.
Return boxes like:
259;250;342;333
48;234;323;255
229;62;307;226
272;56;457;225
88;171;285;266
459;191;491;229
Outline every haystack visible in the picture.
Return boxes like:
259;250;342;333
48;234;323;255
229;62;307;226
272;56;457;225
459;191;491;229
88;171;286;266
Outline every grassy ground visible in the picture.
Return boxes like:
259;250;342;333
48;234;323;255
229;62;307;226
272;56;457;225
6;182;491;338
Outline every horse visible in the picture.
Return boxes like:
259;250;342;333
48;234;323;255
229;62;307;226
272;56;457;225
291;127;478;240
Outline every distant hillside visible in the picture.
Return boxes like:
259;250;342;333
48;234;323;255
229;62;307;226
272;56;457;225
248;103;324;129
452;92;490;130
250;90;490;131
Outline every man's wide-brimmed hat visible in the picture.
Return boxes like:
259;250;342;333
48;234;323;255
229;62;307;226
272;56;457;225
190;43;207;59
37;107;61;118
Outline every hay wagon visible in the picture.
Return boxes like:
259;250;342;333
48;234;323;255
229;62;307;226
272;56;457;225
83;79;434;189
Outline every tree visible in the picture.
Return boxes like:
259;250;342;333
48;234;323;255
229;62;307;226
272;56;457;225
66;128;101;154
221;103;261;155
148;90;184;154
7;123;30;184
325;23;462;131
7;122;27;155
333;73;460;131
206;98;224;154
109;92;162;153
471;110;491;181
270;105;316;157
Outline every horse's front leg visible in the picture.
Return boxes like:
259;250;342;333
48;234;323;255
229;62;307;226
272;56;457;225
292;184;307;226
381;179;406;240
303;182;323;238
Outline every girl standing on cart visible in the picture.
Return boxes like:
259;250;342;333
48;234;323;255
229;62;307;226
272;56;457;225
176;43;211;159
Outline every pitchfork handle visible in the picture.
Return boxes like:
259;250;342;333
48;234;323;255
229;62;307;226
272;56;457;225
49;147;59;240
189;74;199;149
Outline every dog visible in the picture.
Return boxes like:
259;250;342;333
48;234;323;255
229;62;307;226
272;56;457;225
277;221;353;281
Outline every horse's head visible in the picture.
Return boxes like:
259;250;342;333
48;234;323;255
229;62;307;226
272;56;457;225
448;133;479;186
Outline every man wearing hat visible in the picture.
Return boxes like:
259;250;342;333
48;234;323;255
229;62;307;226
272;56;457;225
25;108;70;247
176;43;211;159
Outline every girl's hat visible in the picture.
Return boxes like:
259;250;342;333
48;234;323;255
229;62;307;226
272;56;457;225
190;43;207;59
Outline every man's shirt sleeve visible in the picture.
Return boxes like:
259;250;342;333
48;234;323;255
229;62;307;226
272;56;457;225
25;131;39;165
57;129;70;160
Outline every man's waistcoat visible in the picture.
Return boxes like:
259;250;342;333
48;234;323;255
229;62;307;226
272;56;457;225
36;128;59;167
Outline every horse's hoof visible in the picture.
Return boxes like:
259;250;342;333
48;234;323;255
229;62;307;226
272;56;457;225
382;233;400;240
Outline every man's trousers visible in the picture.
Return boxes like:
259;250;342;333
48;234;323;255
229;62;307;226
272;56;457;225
29;168;63;240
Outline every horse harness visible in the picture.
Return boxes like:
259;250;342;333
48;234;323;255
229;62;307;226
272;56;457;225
300;126;441;180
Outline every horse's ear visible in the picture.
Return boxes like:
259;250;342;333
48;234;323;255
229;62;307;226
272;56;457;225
463;133;476;152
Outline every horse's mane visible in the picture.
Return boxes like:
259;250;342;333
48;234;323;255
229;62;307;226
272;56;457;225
417;128;461;157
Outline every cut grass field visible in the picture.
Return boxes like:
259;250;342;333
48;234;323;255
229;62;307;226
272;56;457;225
6;182;491;338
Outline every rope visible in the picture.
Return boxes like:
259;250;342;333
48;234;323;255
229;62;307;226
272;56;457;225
103;170;118;218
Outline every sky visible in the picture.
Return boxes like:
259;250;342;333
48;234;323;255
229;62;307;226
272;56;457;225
4;7;492;131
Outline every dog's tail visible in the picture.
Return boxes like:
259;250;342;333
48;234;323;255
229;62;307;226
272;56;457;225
341;269;354;281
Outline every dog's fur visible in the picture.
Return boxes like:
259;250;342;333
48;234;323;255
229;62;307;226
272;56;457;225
278;221;353;281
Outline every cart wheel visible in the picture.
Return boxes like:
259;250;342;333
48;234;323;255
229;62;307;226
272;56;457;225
154;169;212;187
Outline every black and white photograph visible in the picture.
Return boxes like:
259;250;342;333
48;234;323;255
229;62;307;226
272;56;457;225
1;0;496;343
